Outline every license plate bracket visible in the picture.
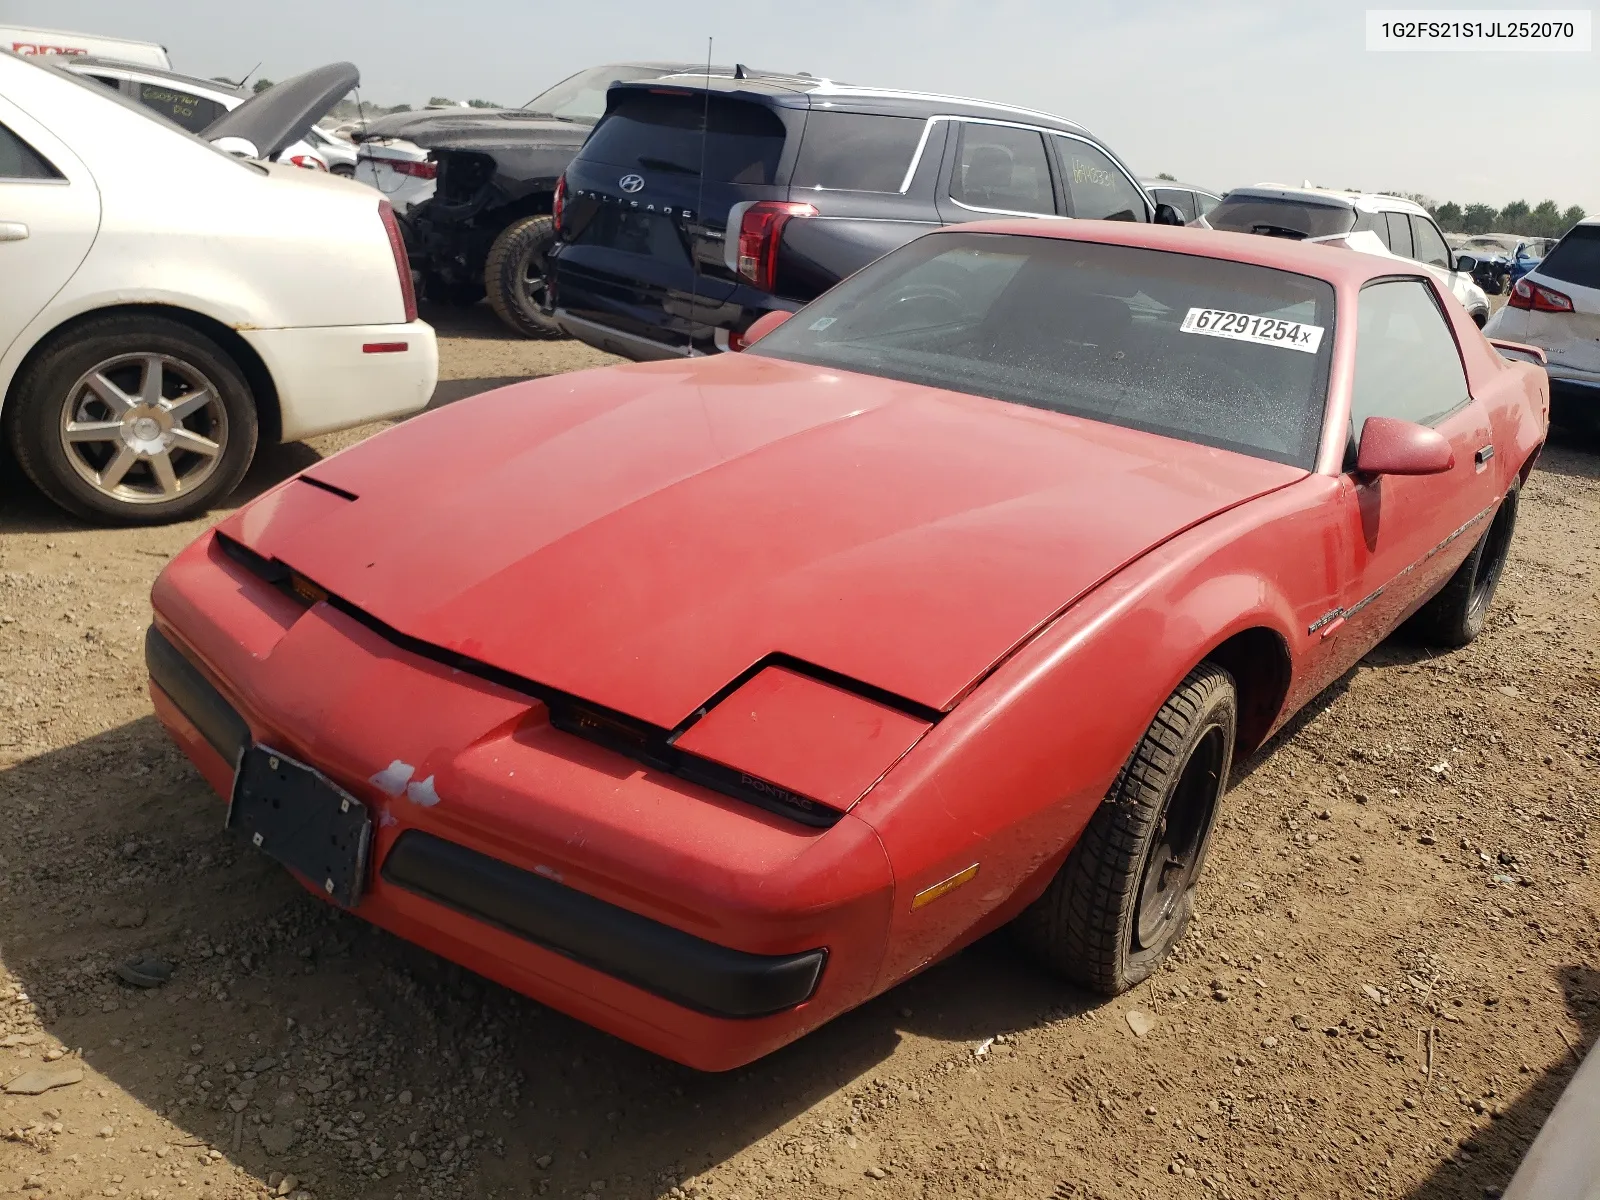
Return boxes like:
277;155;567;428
229;746;372;908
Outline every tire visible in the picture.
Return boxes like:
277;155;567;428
1015;663;1236;994
483;215;563;339
1409;481;1519;648
331;163;355;178
4;314;258;525
423;273;486;308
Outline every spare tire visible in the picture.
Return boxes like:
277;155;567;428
484;215;563;339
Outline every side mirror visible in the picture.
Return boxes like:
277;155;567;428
1153;202;1186;227
1454;253;1479;273
210;135;260;159
736;310;792;350
1355;416;1455;477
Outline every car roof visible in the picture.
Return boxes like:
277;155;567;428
608;74;1090;135
1227;185;1429;217
62;55;247;98
944;219;1433;289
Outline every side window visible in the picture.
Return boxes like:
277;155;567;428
1056;137;1146;222
949;123;1054;215
1349;280;1470;443
1383;212;1414;260
1196;192;1221;218
1153;188;1197;221
791;112;927;193
137;83;228;134
85;74;123;91
1409;216;1451;269
0;121;61;180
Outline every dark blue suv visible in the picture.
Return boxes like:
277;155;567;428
548;72;1174;360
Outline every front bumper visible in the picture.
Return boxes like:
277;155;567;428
240;321;439;443
144;533;893;1069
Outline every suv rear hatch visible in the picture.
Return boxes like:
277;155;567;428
554;82;805;356
1521;223;1600;379
1207;191;1357;241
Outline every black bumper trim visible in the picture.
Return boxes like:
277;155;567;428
381;830;826;1019
145;626;250;768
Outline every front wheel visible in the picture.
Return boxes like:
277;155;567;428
5;314;258;525
484;215;564;339
1014;663;1236;994
1410;481;1520;648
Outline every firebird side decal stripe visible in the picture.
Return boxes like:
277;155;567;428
1306;497;1501;635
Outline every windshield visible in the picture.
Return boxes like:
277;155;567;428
1208;196;1357;240
750;232;1336;468
522;65;666;123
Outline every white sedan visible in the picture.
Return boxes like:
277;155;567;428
0;52;438;524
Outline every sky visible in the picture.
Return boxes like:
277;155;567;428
7;0;1597;210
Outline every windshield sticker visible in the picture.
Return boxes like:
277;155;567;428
1180;308;1325;354
809;317;837;331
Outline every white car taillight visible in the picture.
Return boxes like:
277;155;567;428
288;154;328;172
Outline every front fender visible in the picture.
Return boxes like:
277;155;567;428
852;473;1338;993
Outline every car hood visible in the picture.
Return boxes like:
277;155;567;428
353;107;591;151
204;62;358;162
220;355;1304;728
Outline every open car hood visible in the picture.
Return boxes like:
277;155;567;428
218;356;1304;729
204;62;358;161
353;107;590;151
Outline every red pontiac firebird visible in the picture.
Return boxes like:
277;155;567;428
146;221;1548;1070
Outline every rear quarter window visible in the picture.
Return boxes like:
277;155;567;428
1537;225;1600;290
580;91;787;185
790;111;925;193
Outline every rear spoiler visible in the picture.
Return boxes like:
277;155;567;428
1488;338;1548;366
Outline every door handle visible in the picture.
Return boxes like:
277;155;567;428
0;221;28;242
1475;444;1495;470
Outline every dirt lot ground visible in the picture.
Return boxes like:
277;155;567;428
1;302;1596;1200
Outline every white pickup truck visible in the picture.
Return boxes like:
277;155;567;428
2;24;170;70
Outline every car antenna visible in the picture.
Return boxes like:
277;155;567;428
735;63;746;79
686;36;713;355
217;61;261;91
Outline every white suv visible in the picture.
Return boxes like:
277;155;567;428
1484;218;1600;432
1206;185;1491;325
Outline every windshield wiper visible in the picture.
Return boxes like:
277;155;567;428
636;156;698;175
1247;224;1311;240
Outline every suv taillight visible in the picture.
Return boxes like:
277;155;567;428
736;202;817;291
553;174;567;235
378;200;417;323
1509;279;1573;312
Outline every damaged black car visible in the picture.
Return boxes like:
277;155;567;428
354;63;708;336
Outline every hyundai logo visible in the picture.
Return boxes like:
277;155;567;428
618;173;645;194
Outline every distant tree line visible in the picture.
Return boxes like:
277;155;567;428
1381;192;1585;238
